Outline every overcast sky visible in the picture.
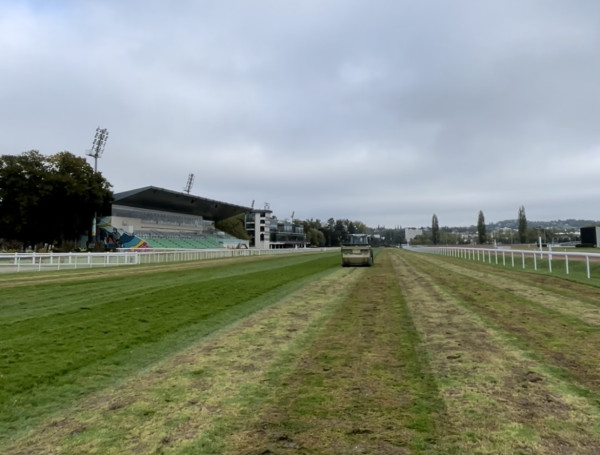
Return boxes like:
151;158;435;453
2;1;599;228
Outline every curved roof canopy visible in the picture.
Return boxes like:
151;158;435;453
112;186;253;221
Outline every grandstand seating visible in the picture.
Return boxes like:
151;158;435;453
135;231;245;250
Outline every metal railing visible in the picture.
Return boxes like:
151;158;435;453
0;247;338;273
412;246;600;280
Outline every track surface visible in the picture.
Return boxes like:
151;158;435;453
3;249;600;454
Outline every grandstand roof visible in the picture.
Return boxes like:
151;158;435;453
112;186;254;221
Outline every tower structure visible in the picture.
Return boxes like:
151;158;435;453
87;127;109;172
184;173;195;194
86;127;108;245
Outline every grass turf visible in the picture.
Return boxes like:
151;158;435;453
0;253;339;446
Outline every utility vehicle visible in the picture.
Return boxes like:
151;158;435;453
341;233;373;266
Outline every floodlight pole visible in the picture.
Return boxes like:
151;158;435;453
87;127;109;172
87;127;109;247
184;173;195;194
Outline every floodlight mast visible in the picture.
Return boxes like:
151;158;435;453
87;127;109;172
87;127;108;248
184;173;195;194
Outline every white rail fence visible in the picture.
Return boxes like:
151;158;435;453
0;247;337;273
413;246;600;280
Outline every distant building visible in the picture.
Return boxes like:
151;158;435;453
405;227;423;244
269;216;306;249
245;209;273;249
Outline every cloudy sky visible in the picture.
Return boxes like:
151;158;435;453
2;0;600;228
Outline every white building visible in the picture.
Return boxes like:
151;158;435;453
405;227;423;244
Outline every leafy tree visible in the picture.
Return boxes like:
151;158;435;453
307;218;369;247
477;210;486;244
347;221;357;235
431;213;440;245
352;220;368;234
332;219;346;246
369;226;405;246
0;150;112;247
216;214;250;240
438;226;459;245
306;228;325;246
410;233;433;245
518;205;527;243
300;219;321;247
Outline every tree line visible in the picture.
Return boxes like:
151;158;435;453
301;218;405;247
0;151;112;250
414;205;576;246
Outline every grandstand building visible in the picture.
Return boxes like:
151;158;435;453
94;186;305;250
269;216;306;248
245;209;272;249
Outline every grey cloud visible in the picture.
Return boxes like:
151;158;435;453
1;0;599;228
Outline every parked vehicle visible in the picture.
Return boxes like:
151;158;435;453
341;234;373;266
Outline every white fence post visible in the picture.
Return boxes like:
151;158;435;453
586;256;591;279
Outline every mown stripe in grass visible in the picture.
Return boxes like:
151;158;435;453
434;249;600;289
0;253;339;449
426;256;600;328
405;251;600;395
391;249;600;453
3;264;359;455
432;253;600;310
225;249;445;454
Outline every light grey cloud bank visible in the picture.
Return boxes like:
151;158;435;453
2;0;599;227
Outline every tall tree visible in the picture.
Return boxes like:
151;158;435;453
333;219;346;246
477;210;486;244
0;151;112;246
518;205;527;243
431;213;440;245
306;228;325;247
347;221;357;234
353;220;368;234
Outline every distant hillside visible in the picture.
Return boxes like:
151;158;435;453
488;219;598;231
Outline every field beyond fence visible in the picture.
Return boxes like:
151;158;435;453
2;248;600;454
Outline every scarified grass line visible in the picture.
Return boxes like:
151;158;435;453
404;251;600;395
420;254;600;327
392;250;600;453
226;250;445;455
